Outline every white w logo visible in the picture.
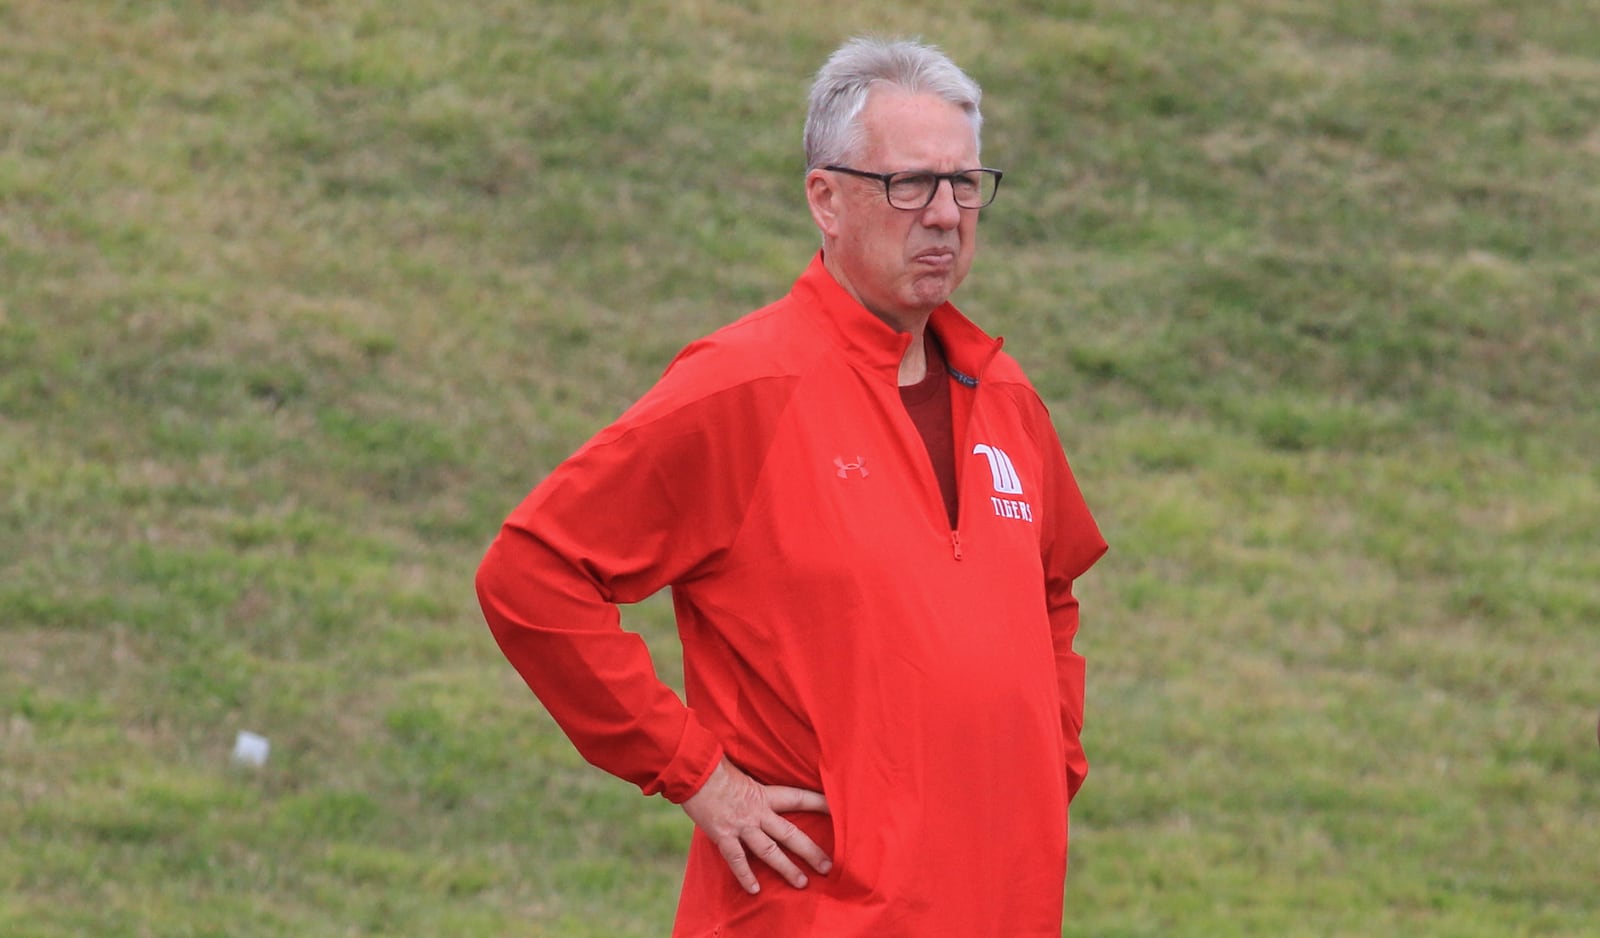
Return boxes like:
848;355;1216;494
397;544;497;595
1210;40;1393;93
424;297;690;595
972;444;1024;495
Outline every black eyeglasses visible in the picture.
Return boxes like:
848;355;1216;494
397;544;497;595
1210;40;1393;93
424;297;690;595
824;165;1004;210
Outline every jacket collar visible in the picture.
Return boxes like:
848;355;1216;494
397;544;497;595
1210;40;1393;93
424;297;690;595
791;251;1004;385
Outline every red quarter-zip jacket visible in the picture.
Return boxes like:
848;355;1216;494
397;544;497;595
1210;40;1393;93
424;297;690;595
476;252;1107;936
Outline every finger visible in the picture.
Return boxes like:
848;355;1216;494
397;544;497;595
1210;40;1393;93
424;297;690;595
747;830;809;890
715;836;761;895
764;785;829;815
763;813;833;876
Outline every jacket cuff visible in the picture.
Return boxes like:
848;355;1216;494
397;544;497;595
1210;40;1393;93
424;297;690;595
651;712;724;804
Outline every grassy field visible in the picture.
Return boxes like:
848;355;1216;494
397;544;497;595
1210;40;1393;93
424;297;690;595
3;1;1598;935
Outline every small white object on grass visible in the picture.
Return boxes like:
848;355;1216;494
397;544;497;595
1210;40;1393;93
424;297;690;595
232;730;270;768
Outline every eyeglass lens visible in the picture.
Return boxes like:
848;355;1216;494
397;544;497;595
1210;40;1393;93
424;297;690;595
887;171;999;209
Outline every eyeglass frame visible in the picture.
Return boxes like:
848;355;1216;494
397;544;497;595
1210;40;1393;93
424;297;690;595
822;165;1005;211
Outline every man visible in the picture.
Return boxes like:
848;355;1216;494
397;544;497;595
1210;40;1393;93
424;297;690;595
476;36;1106;936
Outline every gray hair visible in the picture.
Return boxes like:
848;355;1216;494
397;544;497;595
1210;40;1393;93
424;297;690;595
803;37;984;171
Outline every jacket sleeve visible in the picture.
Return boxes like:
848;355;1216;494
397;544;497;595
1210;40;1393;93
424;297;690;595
1034;407;1108;803
475;357;780;804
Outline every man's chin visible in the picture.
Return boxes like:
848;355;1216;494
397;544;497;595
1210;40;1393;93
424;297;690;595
909;276;960;310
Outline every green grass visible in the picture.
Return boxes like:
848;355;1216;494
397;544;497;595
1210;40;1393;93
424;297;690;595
3;1;1598;935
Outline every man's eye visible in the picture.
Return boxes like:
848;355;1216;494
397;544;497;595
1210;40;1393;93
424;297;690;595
890;174;934;194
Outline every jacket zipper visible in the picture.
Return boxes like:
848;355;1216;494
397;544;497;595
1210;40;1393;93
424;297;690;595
902;329;1001;564
947;341;1000;563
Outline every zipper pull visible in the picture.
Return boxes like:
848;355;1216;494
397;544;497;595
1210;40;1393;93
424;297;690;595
951;530;964;560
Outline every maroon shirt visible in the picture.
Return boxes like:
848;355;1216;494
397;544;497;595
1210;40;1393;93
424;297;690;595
900;329;959;528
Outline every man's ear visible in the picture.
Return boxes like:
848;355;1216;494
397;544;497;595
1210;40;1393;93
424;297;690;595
805;170;841;239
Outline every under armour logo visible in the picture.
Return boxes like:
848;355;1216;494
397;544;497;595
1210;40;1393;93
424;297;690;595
834;455;869;479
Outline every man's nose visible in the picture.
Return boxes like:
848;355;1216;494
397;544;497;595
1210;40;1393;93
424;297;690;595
921;177;963;229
